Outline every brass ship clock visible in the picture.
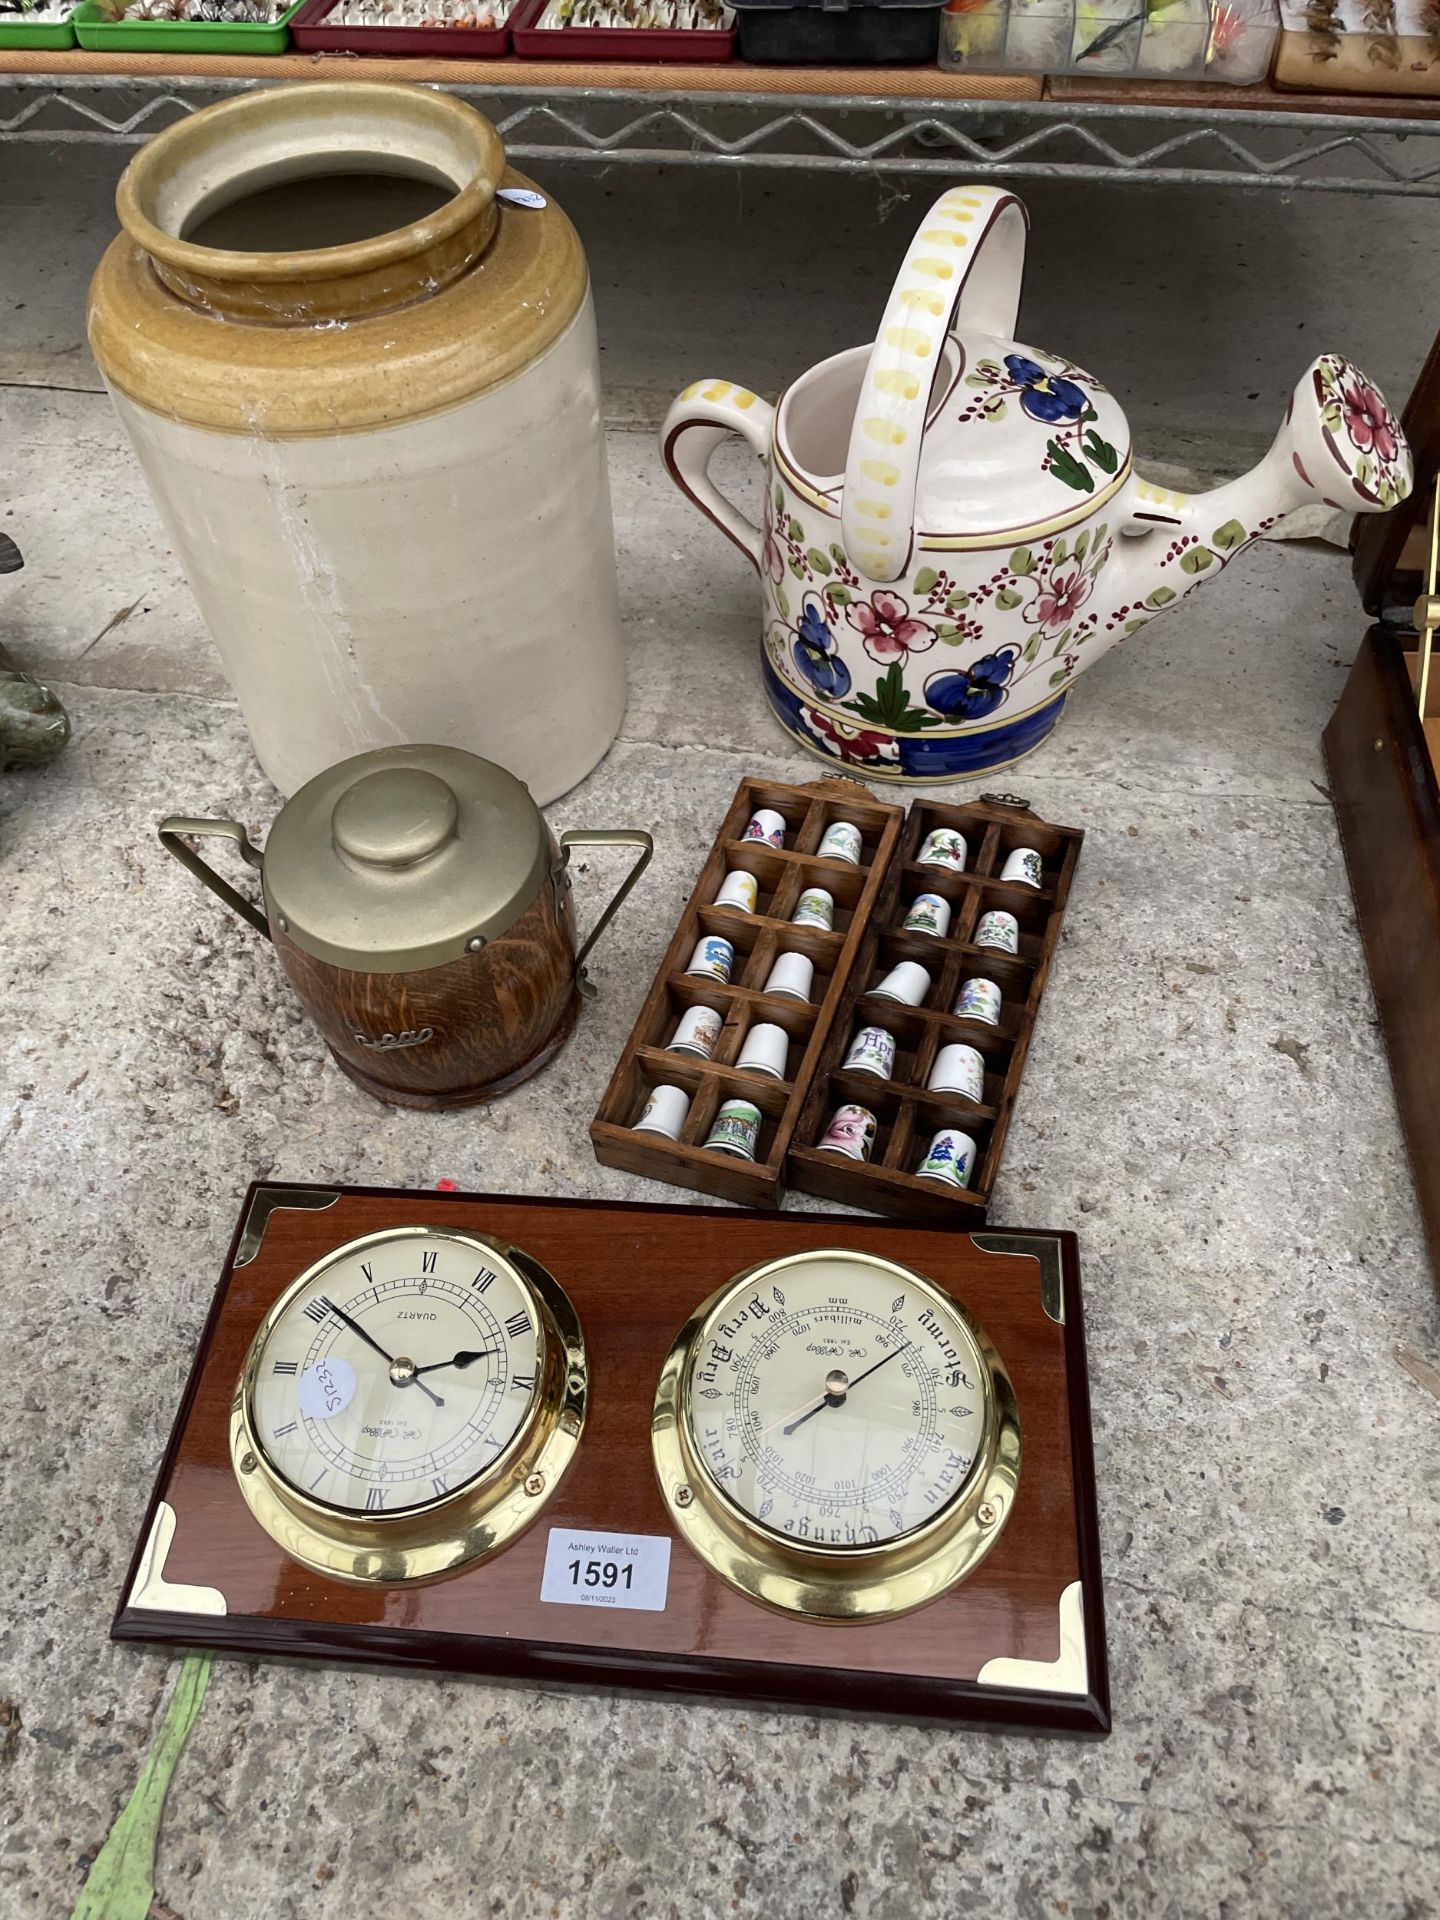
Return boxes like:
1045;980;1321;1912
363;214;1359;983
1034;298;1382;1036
230;1224;587;1584
652;1248;1020;1622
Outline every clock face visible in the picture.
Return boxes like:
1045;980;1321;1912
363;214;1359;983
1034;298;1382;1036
247;1228;544;1518
682;1251;989;1551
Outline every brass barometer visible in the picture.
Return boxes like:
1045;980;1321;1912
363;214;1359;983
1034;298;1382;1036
652;1248;1020;1622
230;1224;586;1583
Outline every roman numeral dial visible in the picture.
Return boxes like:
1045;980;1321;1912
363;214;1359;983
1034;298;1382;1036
242;1227;551;1525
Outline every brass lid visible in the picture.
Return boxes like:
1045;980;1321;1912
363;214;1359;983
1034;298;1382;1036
261;745;549;974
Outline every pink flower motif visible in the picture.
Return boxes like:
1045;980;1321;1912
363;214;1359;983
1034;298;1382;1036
1341;378;1399;467
1024;561;1093;638
846;590;936;665
802;707;900;768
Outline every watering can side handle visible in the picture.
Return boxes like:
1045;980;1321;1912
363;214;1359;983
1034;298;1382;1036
661;381;776;575
840;186;1029;586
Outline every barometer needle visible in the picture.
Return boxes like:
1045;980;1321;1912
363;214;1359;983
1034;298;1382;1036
321;1296;445;1408
782;1343;909;1436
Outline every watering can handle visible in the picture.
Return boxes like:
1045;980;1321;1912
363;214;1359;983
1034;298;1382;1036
840;186;1029;586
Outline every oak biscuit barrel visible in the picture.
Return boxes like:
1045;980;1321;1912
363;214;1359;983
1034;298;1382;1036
160;745;651;1110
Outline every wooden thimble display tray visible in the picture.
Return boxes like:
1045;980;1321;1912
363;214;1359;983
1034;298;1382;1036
589;777;905;1207
789;796;1083;1221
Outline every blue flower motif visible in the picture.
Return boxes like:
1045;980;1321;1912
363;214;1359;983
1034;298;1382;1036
923;646;1019;723
792;596;852;702
1005;353;1087;425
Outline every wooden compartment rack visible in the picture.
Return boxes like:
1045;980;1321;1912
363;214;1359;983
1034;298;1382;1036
592;777;1082;1219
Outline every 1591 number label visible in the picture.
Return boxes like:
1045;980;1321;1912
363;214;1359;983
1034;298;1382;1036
540;1528;671;1612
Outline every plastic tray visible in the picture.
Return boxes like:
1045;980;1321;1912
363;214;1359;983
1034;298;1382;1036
0;5;79;45
730;0;942;63
73;0;303;51
509;0;736;61
290;0;513;54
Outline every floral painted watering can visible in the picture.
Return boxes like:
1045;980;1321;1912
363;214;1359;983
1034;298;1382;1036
662;184;1413;781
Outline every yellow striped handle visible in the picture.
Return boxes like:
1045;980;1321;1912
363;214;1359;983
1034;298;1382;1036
840;186;1028;584
662;378;775;574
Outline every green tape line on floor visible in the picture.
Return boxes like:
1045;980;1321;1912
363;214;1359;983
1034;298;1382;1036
71;1654;212;1920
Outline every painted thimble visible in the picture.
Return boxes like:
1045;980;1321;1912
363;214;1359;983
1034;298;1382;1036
764;951;814;1001
917;827;969;873
715;869;759;913
928;1042;986;1102
817;821;864;866
872;960;930;1007
685;934;735;983
743;807;786;849
635;1084;690;1141
1000;846;1044;889
974;910;1019;955
792;887;835;931
667;1005;723;1059
736;1021;789;1080
953;976;1002;1026
902;892;952;939
705;1098;763;1160
916;1128;977;1188
817;1103;878;1162
843;1024;896;1080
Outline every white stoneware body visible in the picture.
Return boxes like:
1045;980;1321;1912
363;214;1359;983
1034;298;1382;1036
109;299;623;804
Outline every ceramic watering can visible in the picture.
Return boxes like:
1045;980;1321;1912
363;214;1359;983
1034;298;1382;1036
663;185;1413;782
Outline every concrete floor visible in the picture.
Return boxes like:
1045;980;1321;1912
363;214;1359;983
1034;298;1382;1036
2;133;1440;1920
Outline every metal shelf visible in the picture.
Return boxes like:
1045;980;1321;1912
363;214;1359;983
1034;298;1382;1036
4;69;1440;194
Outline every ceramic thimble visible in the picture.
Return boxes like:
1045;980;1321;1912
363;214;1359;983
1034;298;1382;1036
667;1005;723;1059
872;960;930;1007
792;887;835;931
917;827;969;873
843;1024;896;1079
953;976;1002;1026
1000;847;1044;890
817;1103;877;1162
715;869;759;913
916;1128;977;1188
818;820;863;866
764;951;814;1002
705;1098;763;1160
736;1022;789;1079
903;891;952;939
974;910;1019;955
743;807;786;849
635;1084;690;1141
928;1042;986;1102
685;934;735;983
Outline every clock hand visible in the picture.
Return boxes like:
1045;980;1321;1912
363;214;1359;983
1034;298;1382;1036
321;1296;445;1409
412;1348;503;1377
782;1342;909;1436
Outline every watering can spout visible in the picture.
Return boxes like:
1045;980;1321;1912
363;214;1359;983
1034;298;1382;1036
1108;355;1414;622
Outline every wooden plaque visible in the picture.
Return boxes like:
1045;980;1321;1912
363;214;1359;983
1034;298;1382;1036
115;1182;1110;1735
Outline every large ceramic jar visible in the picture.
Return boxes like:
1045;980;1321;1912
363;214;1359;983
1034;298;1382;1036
88;83;625;805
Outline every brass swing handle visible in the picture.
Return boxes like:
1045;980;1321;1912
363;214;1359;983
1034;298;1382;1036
158;815;270;941
1412;473;1440;724
557;828;654;999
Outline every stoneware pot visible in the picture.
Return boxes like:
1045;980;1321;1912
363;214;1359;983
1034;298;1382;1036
89;83;625;805
159;745;651;1109
663;183;1413;782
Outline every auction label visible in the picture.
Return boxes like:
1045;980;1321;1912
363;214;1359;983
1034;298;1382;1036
540;1527;671;1612
298;1355;356;1421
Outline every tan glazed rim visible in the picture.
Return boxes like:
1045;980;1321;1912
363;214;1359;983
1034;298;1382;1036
116;82;505;292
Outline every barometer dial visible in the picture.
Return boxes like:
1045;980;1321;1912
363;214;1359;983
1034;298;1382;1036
653;1248;1019;1622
